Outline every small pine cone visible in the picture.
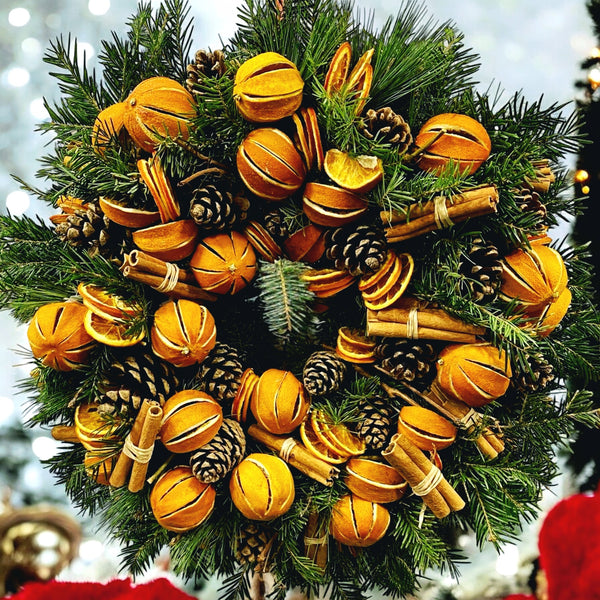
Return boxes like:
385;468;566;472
360;107;412;152
97;349;179;415
459;237;503;303
374;338;437;383
512;353;555;393
54;201;111;257
190;419;246;483
515;187;547;223
189;185;239;231
235;522;272;566
303;351;347;396
186;49;226;92
358;397;393;451
325;223;388;276
262;208;289;244
195;342;244;406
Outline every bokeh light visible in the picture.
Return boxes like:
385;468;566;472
89;0;111;16
6;190;31;215
8;8;31;27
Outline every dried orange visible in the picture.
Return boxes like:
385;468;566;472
414;113;492;176
362;252;414;310
358;251;396;292
123;76;196;153
345;457;407;504
324;42;352;93
132;219;199;262
283;224;326;263
77;282;141;322
324;149;383;194
531;286;572;338
330;494;390;547
397;405;457;451
75;402;123;450
91;102;126;154
243;221;282;262
299;417;347;464
27;301;95;371
137;155;180;223
346;48;374;114
231;368;260;423
190;231;257;295
234;52;304;123
311;409;365;457
98;196;160;229
303;182;368;227
300;268;356;298
336;326;377;363
83;309;145;347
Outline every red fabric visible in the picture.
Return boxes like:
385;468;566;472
2;578;196;600
503;595;535;600
538;485;600;600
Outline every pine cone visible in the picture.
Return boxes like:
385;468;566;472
263;208;289;243
325;223;388;276
515;187;547;225
54;201;112;258
189;184;239;231
358;397;393;451
96;349;179;415
190;418;246;483
195;342;244;406
360;107;412;151
374;338;437;383
302;351;347;396
186;49;226;92
235;522;273;565
459;237;503;303
512;353;555;393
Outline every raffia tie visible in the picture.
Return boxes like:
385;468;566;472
304;534;328;545
279;437;297;462
406;307;419;339
433;196;454;230
460;408;480;430
411;464;443;497
155;262;180;293
122;433;154;464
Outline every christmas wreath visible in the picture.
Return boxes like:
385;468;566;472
2;0;600;598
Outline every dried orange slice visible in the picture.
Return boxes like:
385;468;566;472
301;268;355;298
324;41;352;93
336;326;376;363
98;196;160;229
132;219;199;262
78;282;141;322
83;309;145;347
324;149;383;194
311;409;365;457
303;107;325;171
75;402;123;450
137;155;181;223
360;251;403;301
358;250;396;291
346;48;374;114
299;417;347;464
231;368;260;423
362;252;414;310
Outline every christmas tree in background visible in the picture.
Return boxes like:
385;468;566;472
1;0;600;598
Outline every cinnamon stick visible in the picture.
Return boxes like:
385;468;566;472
527;159;555;194
109;400;151;488
51;424;80;443
381;185;499;243
128;402;163;492
248;424;339;486
382;437;450;519
304;511;328;570
125;250;197;284
121;264;216;302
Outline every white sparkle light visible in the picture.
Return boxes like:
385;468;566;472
22;37;42;56
30;97;49;120
495;543;520;576
6;190;30;215
8;8;30;27
32;435;60;460
79;539;105;562
6;66;30;87
88;0;111;16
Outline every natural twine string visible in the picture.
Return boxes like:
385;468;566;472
304;535;328;545
406;307;419;339
122;433;154;464
460;408;480;429
411;464;443;497
156;262;180;293
433;196;454;229
279;437;297;462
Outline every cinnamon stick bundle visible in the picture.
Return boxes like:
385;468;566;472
248;424;339;486
382;433;465;519
381;185;499;243
120;251;216;302
527;159;556;194
304;511;329;570
366;296;486;343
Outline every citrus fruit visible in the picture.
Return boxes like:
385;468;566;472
83;309;145;347
324;41;352;93
78;282;141;321
324;149;383;194
98;196;160;228
362;252;414;310
75;402;123;450
299;418;347;464
311;409;365;457
336;326;376;363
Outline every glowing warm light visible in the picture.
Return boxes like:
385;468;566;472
88;0;111;15
588;67;600;89
30;97;49;120
575;169;590;183
582;185;591;195
6;190;30;215
6;66;30;87
32;435;60;460
495;543;520;576
591;47;600;59
8;8;30;27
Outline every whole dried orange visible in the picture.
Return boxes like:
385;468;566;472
345;457;407;504
302;182;368;227
190;231;257;295
132;219;199;262
324;149;383;194
91;102;126;154
330;494;390;547
397;405;457;451
27;301;96;371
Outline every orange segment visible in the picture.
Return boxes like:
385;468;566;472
83;309;145;347
336;326;377;363
362;253;414;310
324;149;383;194
299;418;347;464
78;282;141;321
311;410;365;457
99;196;160;229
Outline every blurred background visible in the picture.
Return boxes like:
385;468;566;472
0;0;596;598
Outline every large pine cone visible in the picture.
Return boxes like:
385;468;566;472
189;184;239;231
325;223;388;276
195;342;244;406
360;107;412;151
96;348;179;415
186;49;226;92
358;397;394;451
374;338;437;384
303;351;347;397
458;237;503;303
190;418;246;483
